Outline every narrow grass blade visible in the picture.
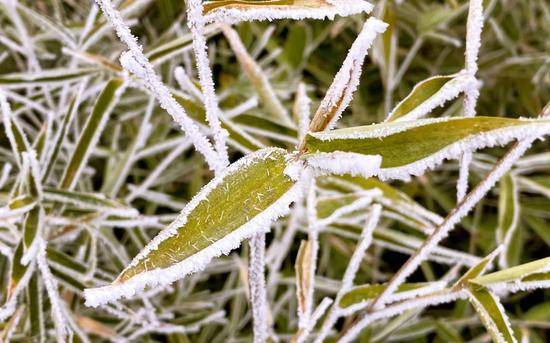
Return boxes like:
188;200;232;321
385;73;473;122
466;287;517;343
496;174;520;268
59;79;125;190
0;68;97;88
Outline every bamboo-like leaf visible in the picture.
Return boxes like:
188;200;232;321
0;68;97;88
295;239;313;320
524;216;550;247
304;117;550;180
146;25;221;64
496;174;520;268
385;74;472;122
203;0;373;24
26;273;45;341
42;93;80;182
466;287;517;343
22;206;42;263
339;282;445;309
6;242;33;303
470;257;550;287
59;79;125;190
454;247;502;287
174;94;264;152
84;148;301;306
43;188;137;217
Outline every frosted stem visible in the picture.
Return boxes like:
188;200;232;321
186;0;230;166
249;233;269;343
314;205;381;343
94;0;225;174
457;0;484;200
308;18;388;133
341;137;537;342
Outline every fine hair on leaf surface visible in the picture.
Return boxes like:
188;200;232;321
0;0;548;342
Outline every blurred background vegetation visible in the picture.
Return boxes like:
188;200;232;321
0;0;549;341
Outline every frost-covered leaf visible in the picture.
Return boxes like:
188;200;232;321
203;0;373;24
470;257;550;290
454;247;501;287
339;282;446;310
0;68;97;88
385;73;474;122
304;117;550;180
524;216;550;247
466;287;517;343
43;188;138;217
496;174;520;268
84;148;302;306
59;79;125;190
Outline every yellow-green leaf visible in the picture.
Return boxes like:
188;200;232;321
386;74;463;122
470;257;550;287
84;148;300;307
59;79;125;190
304;117;550;180
466;287;517;343
496;174;520;268
339;282;441;309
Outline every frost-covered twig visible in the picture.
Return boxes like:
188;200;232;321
339;290;467;343
94;0;226;174
186;0;229;165
297;174;320;329
36;239;69;342
341;136;539;342
314;205;381;343
457;0;485;201
294;83;311;143
308;18;388;133
248;233;269;343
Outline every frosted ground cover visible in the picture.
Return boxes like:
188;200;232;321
0;0;548;342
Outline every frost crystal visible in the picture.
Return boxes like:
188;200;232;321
204;0;373;25
306;152;382;179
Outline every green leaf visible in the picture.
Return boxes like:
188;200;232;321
0;68;97;87
524;216;550;247
466;287;517;343
417;4;462;34
470;257;550;287
454;247;501;288
26;273;45;341
7;242;31;300
84;148;299;306
59;79;125;190
304;117;550;176
496;174;520;268
22;206;42;257
339;282;440;309
42;93;79;182
385;74;458;122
